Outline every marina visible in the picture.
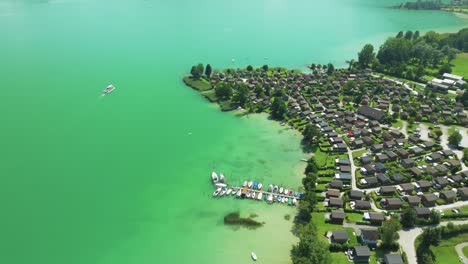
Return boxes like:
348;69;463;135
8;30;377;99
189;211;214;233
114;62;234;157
211;171;302;205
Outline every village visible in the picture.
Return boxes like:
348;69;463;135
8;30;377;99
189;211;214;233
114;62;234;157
185;65;468;264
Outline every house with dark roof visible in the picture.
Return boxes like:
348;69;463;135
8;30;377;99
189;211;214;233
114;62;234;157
415;207;431;218
398;183;414;194
377;174;391;185
409;167;423;177
440;190;457;203
384;254;404;264
385;198;403;210
357;106;386;121
375;163;387;173
390;173;405;183
371;144;383;153
361;156;372;165
331;230;349;244
396;149;409;158
362;177;378;186
385;151;398;161
422;193;438;207
328;198;344;208
326;189;341;198
416;180;432;191
360;229;379;246
380;186;396;195
352;246;371;263
406;195;421;206
330;210;345;224
336;158;351;165
329;180;343;190
434;177;449;188
449;174;463;184
458;188;468;200
401;158;415;168
376;154;389;163
354;200;371;210
349;190;364;200
365;212;385;224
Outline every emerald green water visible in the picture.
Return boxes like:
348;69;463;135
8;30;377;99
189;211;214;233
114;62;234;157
0;1;467;263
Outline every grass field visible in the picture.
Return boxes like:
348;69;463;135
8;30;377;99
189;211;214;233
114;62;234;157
443;205;468;216
431;233;468;264
451;53;468;79
352;149;367;159
463;246;468;258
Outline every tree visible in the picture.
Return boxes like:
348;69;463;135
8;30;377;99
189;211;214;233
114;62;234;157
262;64;268;71
415;65;425;80
404;30;414;40
190;63;204;79
205;64;212;78
396;31;404;38
270;96;287;120
358;44;375;68
305;158;319;174
246;65;253;72
400;207;417;228
291;225;331;264
303;124;320;145
463;148;468;165
421;227;441;246
377;37;412;66
346;59;355;71
310;63;316;70
303;172;318;191
327;63;334;74
232;84;249;106
296;200;312;223
438;63;452;75
379;217;402;247
448;130;463;146
215;84;232;99
414;30;420;39
430;210;440;225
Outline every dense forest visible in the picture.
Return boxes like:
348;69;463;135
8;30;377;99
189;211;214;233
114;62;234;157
397;0;442;10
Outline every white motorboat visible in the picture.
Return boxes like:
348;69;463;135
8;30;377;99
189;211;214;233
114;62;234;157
226;189;232;195
220;173;225;183
242;181;248;187
248;181;253;188
267;194;273;203
236;189;242;197
215;183;227;188
282;197;287;203
211;171;219;183
102;84;116;96
279;187;284;194
292;198;297;205
250;192;256;199
213;187;221;197
220;188;227;196
257;192;262;200
246;192;251;198
251;252;257;261
231;189;238;196
273;185;279;193
268;184;273;192
284;189;289;195
257;183;263;190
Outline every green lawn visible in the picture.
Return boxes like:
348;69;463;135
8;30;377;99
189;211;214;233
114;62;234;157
352;149;367;159
430;233;468;264
182;76;213;91
463;246;468;258
345;212;364;223
443;205;468;216
451;53;468;79
391;119;403;129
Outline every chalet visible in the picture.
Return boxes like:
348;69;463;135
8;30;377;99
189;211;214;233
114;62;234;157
385;198;403;209
435;164;448;175
339;165;352;173
390;173;405;183
355;200;371;210
357;106;386;121
396;138;407;146
365;212;385;224
426;153;443;162
360;156;372;165
336;158;351;165
335;173;352;182
375;163;387;173
422;194;438;207
353;139;364;148
396;148;409;159
384;140;397;149
445;160;461;168
434;177;449;188
329;180;343;190
408;136;420;144
416;180;432;191
415;207;431;218
440;149;455;157
422;141;435;149
372;126;382;134
401;158;415;168
332;230;349;244
448;174;463;184
328;198;344;208
382;133;393;141
409;167;423;177
385;151;398;161
333;143;348;152
426;166;439;176
458;188;468;200
371;144;383;152
326;189;341;198
390;130;403;139
352;246;371;263
330;210;345;224
377;174;391;185
349;190;364;200
376;154;389;163
362;177;378;186
398;183;414;194
380;186;396;195
384;254;404;264
440;190;457;203
362;164;376;175
362;136;374;145
406;195;421;206
360;229;379;246
369;120;379;127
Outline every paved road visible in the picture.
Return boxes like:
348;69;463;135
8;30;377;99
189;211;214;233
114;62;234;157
398;220;468;264
455;242;468;264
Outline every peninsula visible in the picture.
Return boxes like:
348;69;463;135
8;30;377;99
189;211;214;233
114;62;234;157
183;29;468;264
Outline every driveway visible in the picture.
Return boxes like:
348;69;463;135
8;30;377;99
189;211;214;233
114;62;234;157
455;242;468;264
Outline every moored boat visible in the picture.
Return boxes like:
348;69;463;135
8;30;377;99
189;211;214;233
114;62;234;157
257;192;262;200
279;187;284;194
273;185;279;193
294;191;298;197
267;194;273;203
102;84;116;96
220;188;227;196
288;198;292;205
211;171;219;183
213;187;221;197
220;173;225;183
242;181;248;187
246;192;251;198
268;184;273;192
236;189;242;197
248;181;253;188
251;252;257;261
226;189;232;195
292;198;297;205
253;181;258;189
257;183;263;190
284;189;289;195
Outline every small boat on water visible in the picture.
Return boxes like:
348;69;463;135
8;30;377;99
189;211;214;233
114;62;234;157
211;172;219;183
232;189;238;196
242;181;248;187
251;192;256;200
294;191;298;197
253;182;258;189
288;198;292;205
220;173;225;183
215;183;227;188
248;181;253;188
263;194;268;200
213;187;222;197
102;84;115;96
257;192;262;200
236;189;242;197
246;192;251;198
284;189;289;195
251;252;257;261
268;184;273;192
220;188;227;196
257;183;263;190
289;190;293;195
279;187;284;194
282;197;287;203
292;198;297;205
273;185;279;193
277;196;282;202
267;194;273;203
226;189;232;195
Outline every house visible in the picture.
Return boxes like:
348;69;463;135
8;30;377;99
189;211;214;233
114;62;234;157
422;141;435;149
335;172;352;182
396;149;409;158
377;174;391;184
449;174;463;184
329;198;344;208
445;160;461;168
357;106;386;121
326;189;341;198
416;180;432;191
409;167;423;177
349;190;364;200
376;154;389;163
372;126;382;134
406;195;421;206
336;158;351;165
355;200;372;210
434;176;449;188
384;140;396;149
385;198;403;209
379;186;396;196
329;180;343;190
362;164;376;175
390;173;405;183
401;158;415;168
435;164;448;175
390;130;403;138
440;149;455;157
426;153;443;162
458;188;468;200
365;212;385;224
332;230;349;243
361;156;372;165
440;190;457;203
353;139;364;148
352;246;371;263
339;165;352;173
362;177;378;186
422;193;438;207
362;136;374;145
333;143;348;152
409;146;424;155
384;254;404;264
371;144;383;152
385;151;398;161
398;183;415;194
415;207;431;218
375;163;387;173
330;210;345;224
360;229;379;246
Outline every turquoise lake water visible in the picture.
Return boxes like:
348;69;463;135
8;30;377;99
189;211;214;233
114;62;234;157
0;1;467;263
